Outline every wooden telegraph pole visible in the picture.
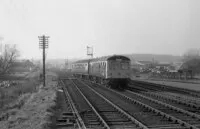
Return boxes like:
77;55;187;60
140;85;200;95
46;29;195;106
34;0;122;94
39;35;49;87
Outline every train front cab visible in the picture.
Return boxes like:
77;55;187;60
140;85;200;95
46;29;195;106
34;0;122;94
106;55;131;89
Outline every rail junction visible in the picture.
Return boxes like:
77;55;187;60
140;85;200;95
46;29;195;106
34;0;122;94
55;76;200;129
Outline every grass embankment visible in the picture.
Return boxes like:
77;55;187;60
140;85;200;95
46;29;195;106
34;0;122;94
0;71;58;129
0;72;39;110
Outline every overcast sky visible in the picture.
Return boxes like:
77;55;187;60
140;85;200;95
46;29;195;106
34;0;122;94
0;0;200;59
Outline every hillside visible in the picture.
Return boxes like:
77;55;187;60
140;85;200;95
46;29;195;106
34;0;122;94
40;54;183;66
126;54;182;63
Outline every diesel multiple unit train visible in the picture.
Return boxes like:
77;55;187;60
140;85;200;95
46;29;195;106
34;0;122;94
71;55;131;89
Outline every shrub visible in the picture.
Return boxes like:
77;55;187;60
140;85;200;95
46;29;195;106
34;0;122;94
0;80;38;109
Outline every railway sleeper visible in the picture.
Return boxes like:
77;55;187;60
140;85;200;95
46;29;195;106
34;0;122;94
110;125;138;129
87;121;102;125
87;119;100;122
142;92;200;110
104;88;199;129
72;81;110;129
131;81;200;98
60;80;87;129
56;123;74;127
76;79;149;129
99;83;196;129
129;91;200;120
148;124;189;129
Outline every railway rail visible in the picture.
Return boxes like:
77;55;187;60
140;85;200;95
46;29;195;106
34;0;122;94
131;80;200;98
128;86;200;109
56;80;86;129
122;90;200;128
81;80;192;129
70;79;148;129
130;80;200;106
59;77;200;129
128;86;200;106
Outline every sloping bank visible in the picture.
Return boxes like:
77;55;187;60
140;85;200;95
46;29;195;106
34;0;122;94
0;72;58;129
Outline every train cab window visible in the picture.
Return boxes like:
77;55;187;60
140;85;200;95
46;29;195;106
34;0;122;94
121;63;129;70
114;63;120;70
109;63;112;70
113;64;116;70
111;63;117;70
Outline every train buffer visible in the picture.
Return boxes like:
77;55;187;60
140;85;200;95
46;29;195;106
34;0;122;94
56;112;76;127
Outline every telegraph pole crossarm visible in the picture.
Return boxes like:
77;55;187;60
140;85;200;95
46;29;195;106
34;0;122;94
38;35;49;87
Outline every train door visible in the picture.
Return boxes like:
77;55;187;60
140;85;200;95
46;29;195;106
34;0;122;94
88;61;90;74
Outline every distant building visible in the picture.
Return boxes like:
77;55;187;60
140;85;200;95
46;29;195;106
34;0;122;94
138;61;155;69
155;62;171;70
131;60;145;69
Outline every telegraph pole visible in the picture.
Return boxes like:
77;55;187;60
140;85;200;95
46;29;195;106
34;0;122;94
38;35;49;87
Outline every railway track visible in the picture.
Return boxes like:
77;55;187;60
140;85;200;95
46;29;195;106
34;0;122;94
59;77;200;129
122;90;200;128
131;80;200;98
81;80;192;129
55;80;86;129
69;79;148;129
130;80;200;106
128;86;200;107
128;86;200;109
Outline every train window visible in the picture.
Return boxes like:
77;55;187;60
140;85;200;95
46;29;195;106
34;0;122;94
109;63;112;70
116;63;120;69
121;63;129;69
113;64;116;69
111;63;118;70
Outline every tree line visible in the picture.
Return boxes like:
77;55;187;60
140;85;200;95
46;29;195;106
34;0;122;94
0;44;19;74
183;48;200;75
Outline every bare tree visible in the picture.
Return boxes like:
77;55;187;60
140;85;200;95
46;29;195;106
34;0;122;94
182;48;200;75
0;44;20;74
183;48;200;61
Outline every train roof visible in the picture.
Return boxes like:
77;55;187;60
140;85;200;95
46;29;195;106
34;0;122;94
73;55;130;64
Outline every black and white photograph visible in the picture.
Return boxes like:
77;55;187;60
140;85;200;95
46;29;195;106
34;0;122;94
0;0;200;129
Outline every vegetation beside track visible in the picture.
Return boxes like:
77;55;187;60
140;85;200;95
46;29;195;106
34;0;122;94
0;72;39;109
0;71;58;129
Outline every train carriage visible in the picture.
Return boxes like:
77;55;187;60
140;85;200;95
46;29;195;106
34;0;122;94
71;55;131;89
